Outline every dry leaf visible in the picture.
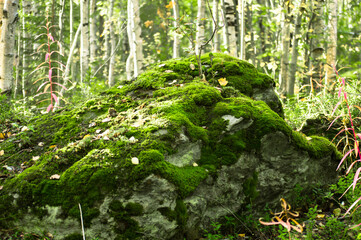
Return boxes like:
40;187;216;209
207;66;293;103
96;129;102;134
89;122;96;128
32;156;40;161
129;136;138;143
190;64;195;70
55;155;60;159
0;150;4;156
0;186;3;190
102;118;111;123
131;157;139;165
306;137;312;141
49;145;57;149
193;162;198;167
38;142;44;147
50;174;61;180
21;126;29;132
218;78;228;86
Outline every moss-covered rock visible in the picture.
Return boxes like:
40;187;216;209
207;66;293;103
0;53;340;239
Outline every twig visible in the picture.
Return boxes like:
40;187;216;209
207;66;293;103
79;203;86;240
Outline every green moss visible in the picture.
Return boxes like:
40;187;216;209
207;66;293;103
108;200;143;238
63;234;83;240
243;171;259;205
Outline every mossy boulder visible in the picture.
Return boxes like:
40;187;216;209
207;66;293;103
0;53;341;239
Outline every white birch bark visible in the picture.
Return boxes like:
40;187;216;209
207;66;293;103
238;0;245;59
309;0;325;92
126;0;134;80
126;0;143;80
0;0;20;93
80;0;89;83
172;0;180;58
89;0;97;66
280;3;290;95
212;0;220;52
223;0;237;57
108;0;115;86
288;0;305;95
195;0;206;55
325;0;337;92
22;0;31;97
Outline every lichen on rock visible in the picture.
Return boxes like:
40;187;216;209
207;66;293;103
0;53;341;239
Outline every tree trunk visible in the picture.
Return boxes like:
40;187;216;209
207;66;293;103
238;0;245;59
324;0;337;93
126;0;143;80
279;1;290;95
212;0;220;52
22;0;31;98
0;0;19;93
195;0;206;55
287;0;305;95
309;0;325;93
108;0;115;87
223;0;237;57
172;0;180;58
80;0;89;83
89;0;97;68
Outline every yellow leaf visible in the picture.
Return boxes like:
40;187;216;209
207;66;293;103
0;150;4;156
190;64;195;70
238;233;246;237
0;132;10;139
316;214;325;219
144;20;153;28
218;78;228;86
83;134;91;139
49;145;57;149
165;1;174;9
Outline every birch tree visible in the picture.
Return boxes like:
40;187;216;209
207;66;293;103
0;0;20;93
324;0;337;92
222;0;237;57
89;0;97;67
108;0;115;86
287;0;305;95
212;0;220;52
279;1;291;95
238;0;245;59
126;0;143;80
80;0;90;83
309;0;325;92
172;0;180;58
22;0;31;97
195;0;206;55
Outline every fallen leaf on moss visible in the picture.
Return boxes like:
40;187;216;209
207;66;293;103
38;142;44;147
49;145;57;149
0;150;4;156
193;163;198;167
0;186;3;190
131;157;139;165
50;174;60;180
83;134;91;139
218;78;228;86
32;156;40;161
89;122;96;127
102;118;111;123
190;63;195;70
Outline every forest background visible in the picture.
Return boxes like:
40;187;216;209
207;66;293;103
0;0;360;113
